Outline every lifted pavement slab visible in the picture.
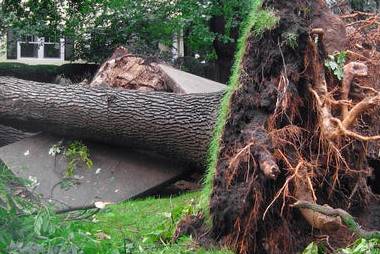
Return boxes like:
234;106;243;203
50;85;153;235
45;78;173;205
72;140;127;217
159;64;226;94
0;134;187;210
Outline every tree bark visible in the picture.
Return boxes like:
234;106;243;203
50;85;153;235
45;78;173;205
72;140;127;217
0;76;223;167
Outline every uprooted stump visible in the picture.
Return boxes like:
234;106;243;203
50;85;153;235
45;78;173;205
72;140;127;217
199;0;380;253
90;46;171;92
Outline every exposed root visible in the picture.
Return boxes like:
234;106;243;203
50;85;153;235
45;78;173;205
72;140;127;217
307;30;380;142
207;2;378;253
341;62;368;119
294;174;342;232
228;128;280;183
256;149;280;180
292;201;380;239
341;93;380;130
263;159;304;220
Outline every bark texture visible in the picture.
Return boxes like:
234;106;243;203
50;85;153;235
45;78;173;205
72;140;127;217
0;76;222;167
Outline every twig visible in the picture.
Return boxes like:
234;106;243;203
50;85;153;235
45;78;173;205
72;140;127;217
292;201;380;239
17;204;100;217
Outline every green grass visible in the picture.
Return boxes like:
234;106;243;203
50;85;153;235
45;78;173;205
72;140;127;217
62;192;232;254
199;0;279;217
0;162;232;254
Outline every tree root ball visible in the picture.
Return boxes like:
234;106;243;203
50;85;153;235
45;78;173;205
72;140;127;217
204;0;380;253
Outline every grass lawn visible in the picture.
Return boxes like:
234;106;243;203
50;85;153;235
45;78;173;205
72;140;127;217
0;162;231;253
62;192;232;254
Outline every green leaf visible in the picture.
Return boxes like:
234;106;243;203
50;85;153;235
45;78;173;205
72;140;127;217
303;242;320;254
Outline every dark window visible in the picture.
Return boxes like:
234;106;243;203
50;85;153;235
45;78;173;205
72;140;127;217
44;43;61;58
20;43;39;58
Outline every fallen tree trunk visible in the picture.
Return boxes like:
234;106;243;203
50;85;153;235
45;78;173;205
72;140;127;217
0;76;222;167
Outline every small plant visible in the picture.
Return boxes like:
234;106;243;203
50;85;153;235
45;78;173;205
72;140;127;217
325;51;347;80
142;198;197;244
64;141;93;176
48;141;63;156
283;32;298;49
302;238;380;254
302;242;324;254
340;238;380;254
49;140;93;176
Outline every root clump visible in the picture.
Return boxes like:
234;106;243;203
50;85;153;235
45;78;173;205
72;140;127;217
203;1;380;253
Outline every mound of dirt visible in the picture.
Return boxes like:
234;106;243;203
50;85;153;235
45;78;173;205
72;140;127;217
194;1;380;253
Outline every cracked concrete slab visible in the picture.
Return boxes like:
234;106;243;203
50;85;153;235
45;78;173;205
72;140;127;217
0;134;187;210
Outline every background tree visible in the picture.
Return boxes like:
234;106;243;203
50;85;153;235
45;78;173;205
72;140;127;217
0;0;250;82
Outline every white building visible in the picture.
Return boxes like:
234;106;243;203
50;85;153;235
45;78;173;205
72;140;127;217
0;31;70;64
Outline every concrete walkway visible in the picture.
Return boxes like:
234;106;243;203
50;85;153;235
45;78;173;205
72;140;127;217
0;134;186;210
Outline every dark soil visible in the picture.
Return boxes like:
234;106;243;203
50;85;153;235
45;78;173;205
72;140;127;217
204;1;379;253
209;1;314;253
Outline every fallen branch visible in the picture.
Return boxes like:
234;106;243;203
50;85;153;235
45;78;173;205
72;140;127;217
292;201;380;239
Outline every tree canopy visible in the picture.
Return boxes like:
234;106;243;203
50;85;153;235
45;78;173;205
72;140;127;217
0;0;250;63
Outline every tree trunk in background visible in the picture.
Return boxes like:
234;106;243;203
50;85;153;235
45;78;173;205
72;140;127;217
209;15;238;84
6;30;17;60
0;77;222;167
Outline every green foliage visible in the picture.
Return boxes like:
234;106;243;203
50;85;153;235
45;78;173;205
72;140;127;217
0;165;229;254
0;109;227;254
200;0;278;217
325;51;347;81
0;62;98;84
60;140;93;176
33;207;56;237
48;140;93;176
142;198;197;244
301;238;380;254
283;32;298;49
0;0;252;63
78;192;232;253
302;242;324;254
5;209;101;254
340;238;380;254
